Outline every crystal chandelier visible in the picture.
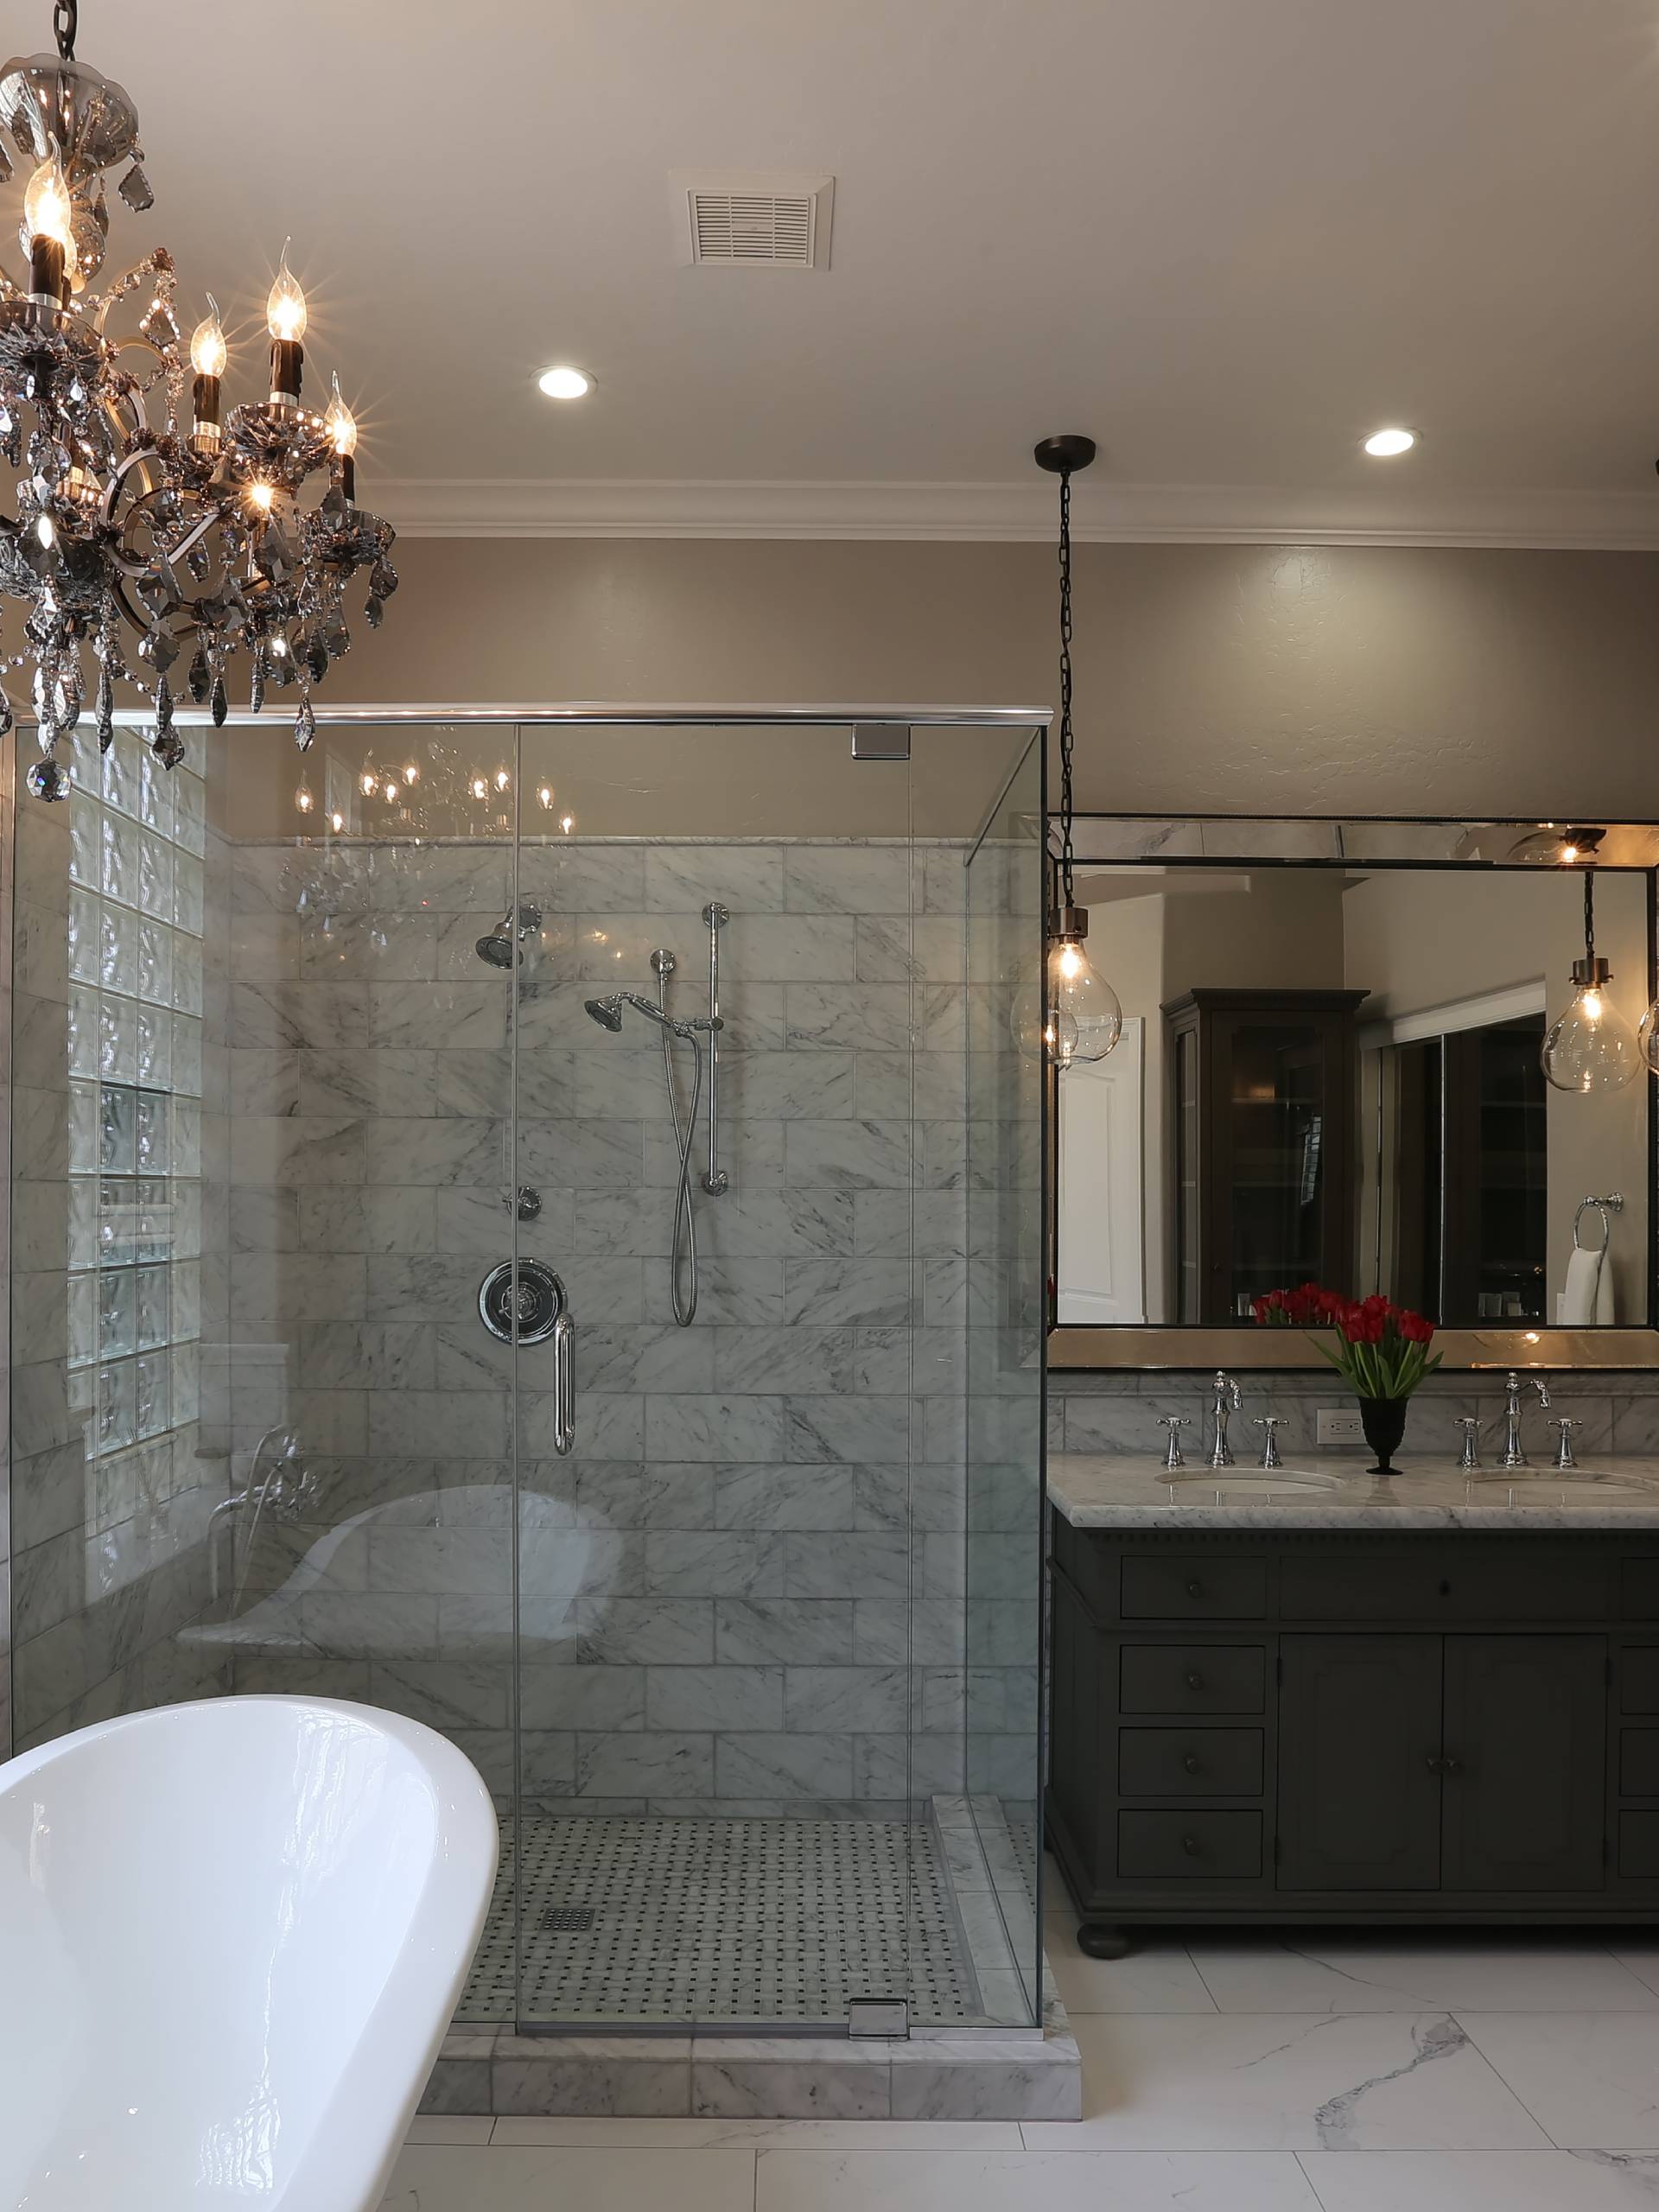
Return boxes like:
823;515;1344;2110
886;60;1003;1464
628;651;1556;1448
0;1;397;799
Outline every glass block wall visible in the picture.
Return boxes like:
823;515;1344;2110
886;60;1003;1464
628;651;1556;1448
66;746;206;1462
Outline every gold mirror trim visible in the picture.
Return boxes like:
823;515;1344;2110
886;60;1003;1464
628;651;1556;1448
1049;1325;1659;1372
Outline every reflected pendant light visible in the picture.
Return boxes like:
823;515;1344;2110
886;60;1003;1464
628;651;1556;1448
1541;868;1639;1094
1011;435;1122;1069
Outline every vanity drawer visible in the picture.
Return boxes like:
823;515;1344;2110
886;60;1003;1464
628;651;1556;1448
1118;1726;1264;1797
1621;1562;1659;1620
1621;1730;1659;1796
1120;1644;1267;1715
1122;1556;1270;1621
1117;1808;1262;1880
1620;1811;1659;1878
1624;1649;1659;1713
1281;1551;1608;1624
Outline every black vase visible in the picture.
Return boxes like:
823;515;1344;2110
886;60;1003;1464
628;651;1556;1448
1358;1395;1408;1475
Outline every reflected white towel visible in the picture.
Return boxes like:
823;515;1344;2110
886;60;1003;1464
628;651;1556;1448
1561;1244;1604;1326
1599;1254;1616;1325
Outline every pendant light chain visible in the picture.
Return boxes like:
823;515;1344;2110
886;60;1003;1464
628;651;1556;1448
1585;867;1596;965
54;0;77;60
1056;464;1077;909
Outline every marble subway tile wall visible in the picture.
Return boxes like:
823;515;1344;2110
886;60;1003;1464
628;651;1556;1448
6;730;231;1752
225;834;988;1816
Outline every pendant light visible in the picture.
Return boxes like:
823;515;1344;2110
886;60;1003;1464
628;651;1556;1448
1541;869;1639;1094
1011;435;1122;1069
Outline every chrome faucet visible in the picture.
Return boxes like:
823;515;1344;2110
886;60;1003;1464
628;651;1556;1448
1157;1414;1190;1471
1498;1370;1550;1470
1208;1371;1243;1468
1253;1414;1284;1471
1455;1416;1481;1471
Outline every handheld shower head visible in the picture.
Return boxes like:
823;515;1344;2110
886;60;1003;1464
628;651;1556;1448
584;990;723;1041
584;995;626;1032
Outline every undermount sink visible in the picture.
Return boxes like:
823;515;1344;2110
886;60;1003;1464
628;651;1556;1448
1160;1470;1343;1497
1468;1471;1659;1498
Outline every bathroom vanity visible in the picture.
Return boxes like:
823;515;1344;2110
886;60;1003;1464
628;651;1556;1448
1047;1455;1659;1955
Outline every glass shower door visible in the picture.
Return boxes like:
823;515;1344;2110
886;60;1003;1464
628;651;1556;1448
507;717;925;2030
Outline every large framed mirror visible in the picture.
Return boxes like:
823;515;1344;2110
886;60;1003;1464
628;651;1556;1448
1048;817;1659;1370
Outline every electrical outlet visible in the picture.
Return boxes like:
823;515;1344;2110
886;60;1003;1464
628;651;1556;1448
1316;1406;1365;1446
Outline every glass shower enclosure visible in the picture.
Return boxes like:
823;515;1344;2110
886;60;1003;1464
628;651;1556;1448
2;705;1048;2038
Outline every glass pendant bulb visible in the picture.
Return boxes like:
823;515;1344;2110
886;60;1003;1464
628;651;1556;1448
1046;916;1122;1065
1541;959;1639;1094
1010;978;1079;1065
1640;999;1659;1073
189;296;227;377
23;154;74;253
324;373;357;455
266;241;308;340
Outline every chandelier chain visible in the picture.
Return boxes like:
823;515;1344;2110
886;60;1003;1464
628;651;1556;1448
1056;464;1077;906
53;0;76;60
1585;868;1595;964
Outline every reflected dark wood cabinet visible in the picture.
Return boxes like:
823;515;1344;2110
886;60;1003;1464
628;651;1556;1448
1165;988;1370;1323
1048;1520;1657;1948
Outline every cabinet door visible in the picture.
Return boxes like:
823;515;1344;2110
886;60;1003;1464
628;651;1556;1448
1277;1636;1442;1891
1442;1635;1606;1892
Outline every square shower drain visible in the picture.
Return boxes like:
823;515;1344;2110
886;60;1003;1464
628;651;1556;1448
539;1906;599;1933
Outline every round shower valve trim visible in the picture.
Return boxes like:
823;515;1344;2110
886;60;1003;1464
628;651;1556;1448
478;1259;565;1344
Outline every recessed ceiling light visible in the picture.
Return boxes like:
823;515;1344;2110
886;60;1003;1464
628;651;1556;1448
1363;426;1416;458
537;365;593;400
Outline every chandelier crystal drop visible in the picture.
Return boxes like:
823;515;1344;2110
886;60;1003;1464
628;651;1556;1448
0;1;397;798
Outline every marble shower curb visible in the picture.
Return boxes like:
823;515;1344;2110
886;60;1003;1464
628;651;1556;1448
419;1993;1082;2121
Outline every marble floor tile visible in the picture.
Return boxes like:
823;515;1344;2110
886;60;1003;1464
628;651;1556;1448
1605;1947;1659;2001
491;2117;1025;2147
753;2148;1321;2212
1187;1937;1659;2015
404;2116;494;2145
1295;2148;1659;2210
380;2145;756;2212
1020;2012;1548;2152
1454;2013;1659;2149
1044;1912;1217;2017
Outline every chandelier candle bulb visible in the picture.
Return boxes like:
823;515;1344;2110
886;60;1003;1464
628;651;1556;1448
265;245;307;406
189;299;226;445
22;155;73;304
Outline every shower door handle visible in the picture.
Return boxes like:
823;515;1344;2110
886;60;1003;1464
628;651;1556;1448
552;1309;575;1455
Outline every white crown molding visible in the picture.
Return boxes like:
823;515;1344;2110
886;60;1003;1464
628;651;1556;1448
379;474;1659;550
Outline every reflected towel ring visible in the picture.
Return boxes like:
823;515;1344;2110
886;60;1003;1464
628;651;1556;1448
1573;1192;1624;1255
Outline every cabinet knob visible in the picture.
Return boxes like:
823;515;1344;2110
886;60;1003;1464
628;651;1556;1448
1182;1753;1203;1775
1425;1753;1443;1773
1438;1580;1452;1597
1181;1834;1201;1857
1442;1755;1462;1777
1185;1670;1205;1691
1185;1579;1204;1599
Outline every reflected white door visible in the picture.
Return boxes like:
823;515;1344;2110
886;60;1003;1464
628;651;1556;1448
1057;1017;1145;1324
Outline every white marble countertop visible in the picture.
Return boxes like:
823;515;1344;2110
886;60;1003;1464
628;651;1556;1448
1049;1452;1659;1529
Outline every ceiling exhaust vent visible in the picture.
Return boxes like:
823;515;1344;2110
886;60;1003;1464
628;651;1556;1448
671;170;834;269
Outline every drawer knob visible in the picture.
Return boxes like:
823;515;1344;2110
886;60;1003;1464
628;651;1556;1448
1183;1753;1203;1775
1185;1579;1204;1599
1185;1670;1205;1691
1181;1833;1202;1856
1439;1579;1452;1597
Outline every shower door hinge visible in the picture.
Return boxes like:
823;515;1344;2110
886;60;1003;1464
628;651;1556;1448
851;723;911;761
847;1999;909;2038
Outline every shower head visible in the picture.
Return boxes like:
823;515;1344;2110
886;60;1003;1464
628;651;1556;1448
474;903;543;969
584;995;626;1031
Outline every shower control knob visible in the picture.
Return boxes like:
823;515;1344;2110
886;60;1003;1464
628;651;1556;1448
477;1258;565;1344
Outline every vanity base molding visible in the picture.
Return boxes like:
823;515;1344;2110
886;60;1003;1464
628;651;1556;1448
1050;1518;1659;1938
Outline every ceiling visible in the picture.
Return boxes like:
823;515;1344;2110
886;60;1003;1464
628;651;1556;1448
45;0;1659;543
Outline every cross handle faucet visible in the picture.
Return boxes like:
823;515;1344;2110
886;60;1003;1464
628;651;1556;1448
1208;1370;1243;1468
1499;1370;1550;1470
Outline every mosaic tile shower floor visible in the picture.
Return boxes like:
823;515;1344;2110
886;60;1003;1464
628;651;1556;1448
457;1812;990;2026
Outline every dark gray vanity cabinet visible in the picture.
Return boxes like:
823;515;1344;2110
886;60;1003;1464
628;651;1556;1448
1048;1518;1658;1949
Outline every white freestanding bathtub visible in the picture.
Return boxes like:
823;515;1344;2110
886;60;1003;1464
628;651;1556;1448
0;1696;498;2211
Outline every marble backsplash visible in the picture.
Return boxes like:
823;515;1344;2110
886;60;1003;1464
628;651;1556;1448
1047;1363;1659;1466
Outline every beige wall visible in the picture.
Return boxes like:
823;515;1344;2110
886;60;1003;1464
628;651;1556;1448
322;539;1659;820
